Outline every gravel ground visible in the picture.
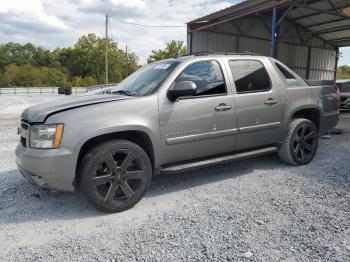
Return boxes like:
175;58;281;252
0;95;349;262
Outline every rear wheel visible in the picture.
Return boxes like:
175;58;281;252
278;118;318;165
80;140;152;213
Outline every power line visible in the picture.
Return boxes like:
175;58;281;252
108;15;186;28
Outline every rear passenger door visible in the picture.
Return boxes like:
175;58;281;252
227;59;283;150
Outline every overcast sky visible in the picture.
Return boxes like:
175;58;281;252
0;0;349;65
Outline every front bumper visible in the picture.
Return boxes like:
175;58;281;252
15;144;76;192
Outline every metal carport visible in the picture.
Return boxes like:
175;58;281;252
187;0;350;80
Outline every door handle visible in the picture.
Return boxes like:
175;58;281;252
264;98;278;105
215;103;232;111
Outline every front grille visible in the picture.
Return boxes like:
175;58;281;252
21;137;27;147
20;121;29;148
340;97;347;102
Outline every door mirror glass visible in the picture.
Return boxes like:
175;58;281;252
167;81;197;101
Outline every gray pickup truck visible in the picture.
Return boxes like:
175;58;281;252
16;53;339;212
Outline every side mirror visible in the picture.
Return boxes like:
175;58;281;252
167;81;197;102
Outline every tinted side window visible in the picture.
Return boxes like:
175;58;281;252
228;60;271;93
175;60;226;96
275;62;296;79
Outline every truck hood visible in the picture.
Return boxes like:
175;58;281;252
21;95;131;123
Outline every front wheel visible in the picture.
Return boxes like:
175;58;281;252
278;118;318;166
79;140;152;213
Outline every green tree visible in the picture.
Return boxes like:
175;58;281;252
0;42;61;73
72;76;98;87
0;43;34;72
0;64;69;87
1;64;41;86
337;65;350;79
147;40;187;64
0;33;141;87
57;33;139;84
33;47;60;68
40;67;69;86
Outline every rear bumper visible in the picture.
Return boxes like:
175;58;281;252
15;144;76;192
319;111;339;134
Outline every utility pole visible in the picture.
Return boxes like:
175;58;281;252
105;14;109;85
125;45;128;77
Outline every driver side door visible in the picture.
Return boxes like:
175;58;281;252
158;59;237;165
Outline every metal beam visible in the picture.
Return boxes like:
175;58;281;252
303;34;315;45
329;37;350;43
327;0;337;13
244;17;259;35
292;0;350;22
292;11;327;22
236;35;240;52
187;28;193;54
306;46;312;79
278;17;328;49
256;16;271;34
293;3;350;21
188;0;291;33
305;17;347;29
335;41;350;47
199;29;335;50
277;3;294;26
314;25;350;35
294;23;305;44
230;20;244;35
334;47;339;81
279;21;293;38
271;6;277;58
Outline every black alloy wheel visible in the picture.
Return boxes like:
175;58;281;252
278;118;319;166
291;122;318;164
80;140;152;213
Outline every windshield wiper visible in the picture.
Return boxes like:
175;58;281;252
111;90;133;96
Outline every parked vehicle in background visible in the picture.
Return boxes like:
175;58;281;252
16;53;339;213
58;87;72;95
336;79;350;110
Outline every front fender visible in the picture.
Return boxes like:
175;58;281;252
75;123;160;161
45;95;161;174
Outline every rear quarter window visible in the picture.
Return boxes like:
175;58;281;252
275;62;296;80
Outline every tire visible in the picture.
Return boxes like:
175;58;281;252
278;118;318;166
79;140;152;213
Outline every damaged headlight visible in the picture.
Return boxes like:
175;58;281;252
29;124;64;149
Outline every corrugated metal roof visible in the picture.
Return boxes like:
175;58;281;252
188;0;350;47
188;0;268;24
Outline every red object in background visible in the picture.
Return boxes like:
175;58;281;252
336;85;341;109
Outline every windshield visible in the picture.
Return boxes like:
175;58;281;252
110;60;179;96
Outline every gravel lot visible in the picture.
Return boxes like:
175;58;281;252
0;95;349;262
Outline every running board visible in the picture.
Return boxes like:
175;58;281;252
160;146;277;174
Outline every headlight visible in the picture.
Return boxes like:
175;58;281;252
29;124;64;149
